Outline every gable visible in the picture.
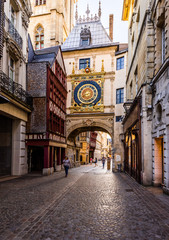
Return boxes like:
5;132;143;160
56;48;66;75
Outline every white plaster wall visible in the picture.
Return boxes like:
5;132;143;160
12;120;27;175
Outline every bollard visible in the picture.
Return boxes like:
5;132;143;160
107;157;110;170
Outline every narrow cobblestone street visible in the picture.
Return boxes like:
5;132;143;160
0;163;169;240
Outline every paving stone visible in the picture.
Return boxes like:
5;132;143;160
0;164;169;239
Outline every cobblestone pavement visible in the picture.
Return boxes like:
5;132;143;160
0;163;169;240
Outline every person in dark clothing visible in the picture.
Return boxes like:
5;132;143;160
63;156;70;177
102;157;106;169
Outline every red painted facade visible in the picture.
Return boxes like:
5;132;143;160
26;49;67;175
47;64;67;138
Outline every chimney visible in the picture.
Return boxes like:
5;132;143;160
109;14;113;42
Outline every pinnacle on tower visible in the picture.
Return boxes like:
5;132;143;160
98;1;101;19
75;4;78;22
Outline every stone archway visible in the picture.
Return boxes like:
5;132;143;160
66;113;114;167
66;113;114;140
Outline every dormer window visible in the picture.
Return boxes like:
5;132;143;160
80;26;91;47
81;39;90;46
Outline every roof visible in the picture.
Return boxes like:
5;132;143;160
115;48;128;56
32;46;60;66
61;20;118;51
35;46;60;55
31;52;56;65
28;36;66;74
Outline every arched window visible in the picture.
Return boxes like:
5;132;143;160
35;0;46;6
35;25;44;50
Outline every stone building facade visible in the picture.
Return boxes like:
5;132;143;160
28;0;76;49
26;39;67;175
122;0;154;185
114;46;128;170
62;4;127;170
0;0;32;176
151;0;169;192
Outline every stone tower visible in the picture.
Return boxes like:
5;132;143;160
28;0;76;49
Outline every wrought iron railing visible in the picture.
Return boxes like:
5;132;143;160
0;71;32;106
5;16;23;49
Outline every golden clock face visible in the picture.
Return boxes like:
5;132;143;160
78;84;97;104
74;81;101;106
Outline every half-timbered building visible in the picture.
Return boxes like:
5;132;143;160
26;37;67;175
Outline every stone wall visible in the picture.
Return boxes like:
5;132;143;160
27;62;47;97
28;0;75;48
27;97;46;133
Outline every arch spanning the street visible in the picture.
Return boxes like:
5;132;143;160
66;113;114;140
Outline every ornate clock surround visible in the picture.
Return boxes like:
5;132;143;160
71;72;105;113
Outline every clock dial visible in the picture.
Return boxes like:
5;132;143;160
74;81;101;105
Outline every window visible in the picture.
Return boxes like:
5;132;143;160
116;116;123;122
80;26;91;47
130;81;133;99
79;58;90;70
116;57;124;70
162;27;165;63
36;0;46;5
10;5;15;25
116;88;124;104
81;39;89;46
9;57;15;81
135;67;138;94
35;25;44;50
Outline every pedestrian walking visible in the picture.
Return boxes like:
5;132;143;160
63;156;70;177
90;157;93;165
94;157;98;167
102;157;105;169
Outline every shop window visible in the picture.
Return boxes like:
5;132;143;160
35;25;44;50
116;88;124;104
116;57;124;70
79;58;90;69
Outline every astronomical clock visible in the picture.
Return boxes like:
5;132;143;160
70;66;105;113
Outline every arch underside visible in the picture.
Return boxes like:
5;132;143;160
68;126;110;139
66;114;114;140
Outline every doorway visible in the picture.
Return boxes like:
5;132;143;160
154;137;164;186
0;116;12;176
28;146;44;173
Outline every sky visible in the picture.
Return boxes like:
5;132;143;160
76;0;128;44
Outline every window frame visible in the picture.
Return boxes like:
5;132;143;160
116;56;124;70
116;88;124;104
162;27;165;63
10;5;16;26
35;25;44;50
116;116;123;122
9;57;15;81
79;58;90;70
35;0;46;6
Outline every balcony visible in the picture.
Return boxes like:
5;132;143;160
0;71;32;107
5;16;23;49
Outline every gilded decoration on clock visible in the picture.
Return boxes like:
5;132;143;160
70;73;105;113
